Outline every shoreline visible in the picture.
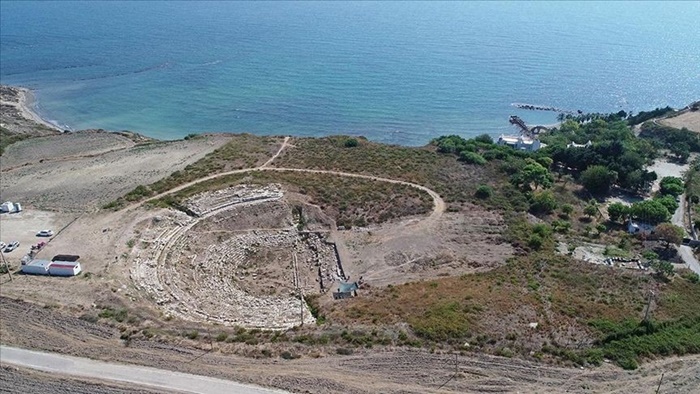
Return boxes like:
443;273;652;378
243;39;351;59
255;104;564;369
13;87;64;131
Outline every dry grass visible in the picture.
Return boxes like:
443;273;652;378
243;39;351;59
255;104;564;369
326;254;660;353
151;170;434;226
274;136;489;208
660;110;700;133
105;134;282;208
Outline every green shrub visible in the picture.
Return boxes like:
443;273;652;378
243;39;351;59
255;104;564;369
528;234;543;250
530;191;558;214
683;271;700;284
459;151;487;165
409;301;470;341
475;185;493;199
344;138;359;148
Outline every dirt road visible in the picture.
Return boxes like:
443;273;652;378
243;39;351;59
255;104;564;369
140;137;445;226
0;345;289;394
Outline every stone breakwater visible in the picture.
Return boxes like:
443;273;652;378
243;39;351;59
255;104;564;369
512;102;576;114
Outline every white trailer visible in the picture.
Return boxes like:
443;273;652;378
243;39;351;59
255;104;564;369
48;261;82;276
21;260;51;275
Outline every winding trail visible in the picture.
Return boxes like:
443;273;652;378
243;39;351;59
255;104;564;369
141;136;445;223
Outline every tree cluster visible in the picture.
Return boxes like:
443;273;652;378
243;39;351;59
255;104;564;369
627;106;675;126
542;119;657;194
639;122;699;163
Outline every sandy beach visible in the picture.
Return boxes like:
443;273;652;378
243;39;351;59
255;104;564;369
0;88;63;131
0;86;62;132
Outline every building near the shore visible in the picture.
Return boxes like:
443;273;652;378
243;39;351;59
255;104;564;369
497;135;544;152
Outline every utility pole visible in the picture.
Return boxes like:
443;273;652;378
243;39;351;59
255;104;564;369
1;252;12;282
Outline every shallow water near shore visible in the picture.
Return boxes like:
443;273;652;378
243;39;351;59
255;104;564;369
1;2;699;145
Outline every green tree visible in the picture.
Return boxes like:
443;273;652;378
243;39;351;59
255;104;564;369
474;134;494;145
530;191;558;214
535;156;553;169
670;143;690;163
651;260;674;278
580;165;617;195
630;200;670;224
654;195;679;214
654;223;684;249
596;223;607;234
659;176;684;197
607;202;630;223
583;203;598;218
519;159;554;190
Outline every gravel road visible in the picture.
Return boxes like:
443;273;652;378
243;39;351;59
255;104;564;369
0;346;290;394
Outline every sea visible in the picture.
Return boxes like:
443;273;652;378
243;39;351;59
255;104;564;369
1;1;699;146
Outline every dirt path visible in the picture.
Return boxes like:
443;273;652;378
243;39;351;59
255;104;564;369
260;136;290;168
139;138;446;228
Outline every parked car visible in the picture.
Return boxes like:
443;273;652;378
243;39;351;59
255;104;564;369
3;241;20;253
36;229;54;237
0;242;5;250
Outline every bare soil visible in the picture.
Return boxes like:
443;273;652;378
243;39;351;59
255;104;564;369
1;297;699;394
338;206;513;287
1;132;233;211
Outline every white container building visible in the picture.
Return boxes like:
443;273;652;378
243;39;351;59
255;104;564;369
21;260;52;275
48;261;82;276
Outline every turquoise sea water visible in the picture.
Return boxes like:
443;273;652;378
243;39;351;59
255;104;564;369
1;1;699;145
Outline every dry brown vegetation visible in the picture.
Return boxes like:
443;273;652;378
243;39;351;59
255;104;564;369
105;134;283;208
273;136;489;209
660;110;700;133
325;253;700;367
2;296;699;394
152;170;434;227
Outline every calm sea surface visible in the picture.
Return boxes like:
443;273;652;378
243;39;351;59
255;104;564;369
1;1;699;145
